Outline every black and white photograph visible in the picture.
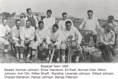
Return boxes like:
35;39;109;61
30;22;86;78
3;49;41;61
0;0;118;63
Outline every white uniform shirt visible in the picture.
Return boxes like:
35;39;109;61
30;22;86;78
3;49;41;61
0;24;11;37
80;17;100;30
35;28;51;44
50;30;62;45
20;26;35;40
11;26;22;41
62;27;82;44
43;17;55;30
100;30;115;45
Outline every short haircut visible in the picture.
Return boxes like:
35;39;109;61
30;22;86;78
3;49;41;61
47;9;52;13
15;19;21;23
87;10;93;13
108;15;114;20
38;21;44;25
53;24;59;29
65;20;71;24
62;12;67;16
26;8;31;13
2;18;7;22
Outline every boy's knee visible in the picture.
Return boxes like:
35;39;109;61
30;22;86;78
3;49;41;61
60;43;66;50
4;40;9;45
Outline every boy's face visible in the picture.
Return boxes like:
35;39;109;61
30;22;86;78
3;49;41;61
62;14;67;20
2;19;7;26
52;26;58;33
66;23;71;31
28;10;33;15
106;24;112;32
47;12;52;17
16;21;21;27
108;19;113;23
108;26;112;32
26;21;31;28
39;23;44;29
87;12;93;18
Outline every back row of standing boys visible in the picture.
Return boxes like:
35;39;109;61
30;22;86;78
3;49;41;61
0;8;117;62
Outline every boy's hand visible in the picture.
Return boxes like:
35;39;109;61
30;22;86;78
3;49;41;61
3;36;8;40
25;37;30;40
100;42;108;45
